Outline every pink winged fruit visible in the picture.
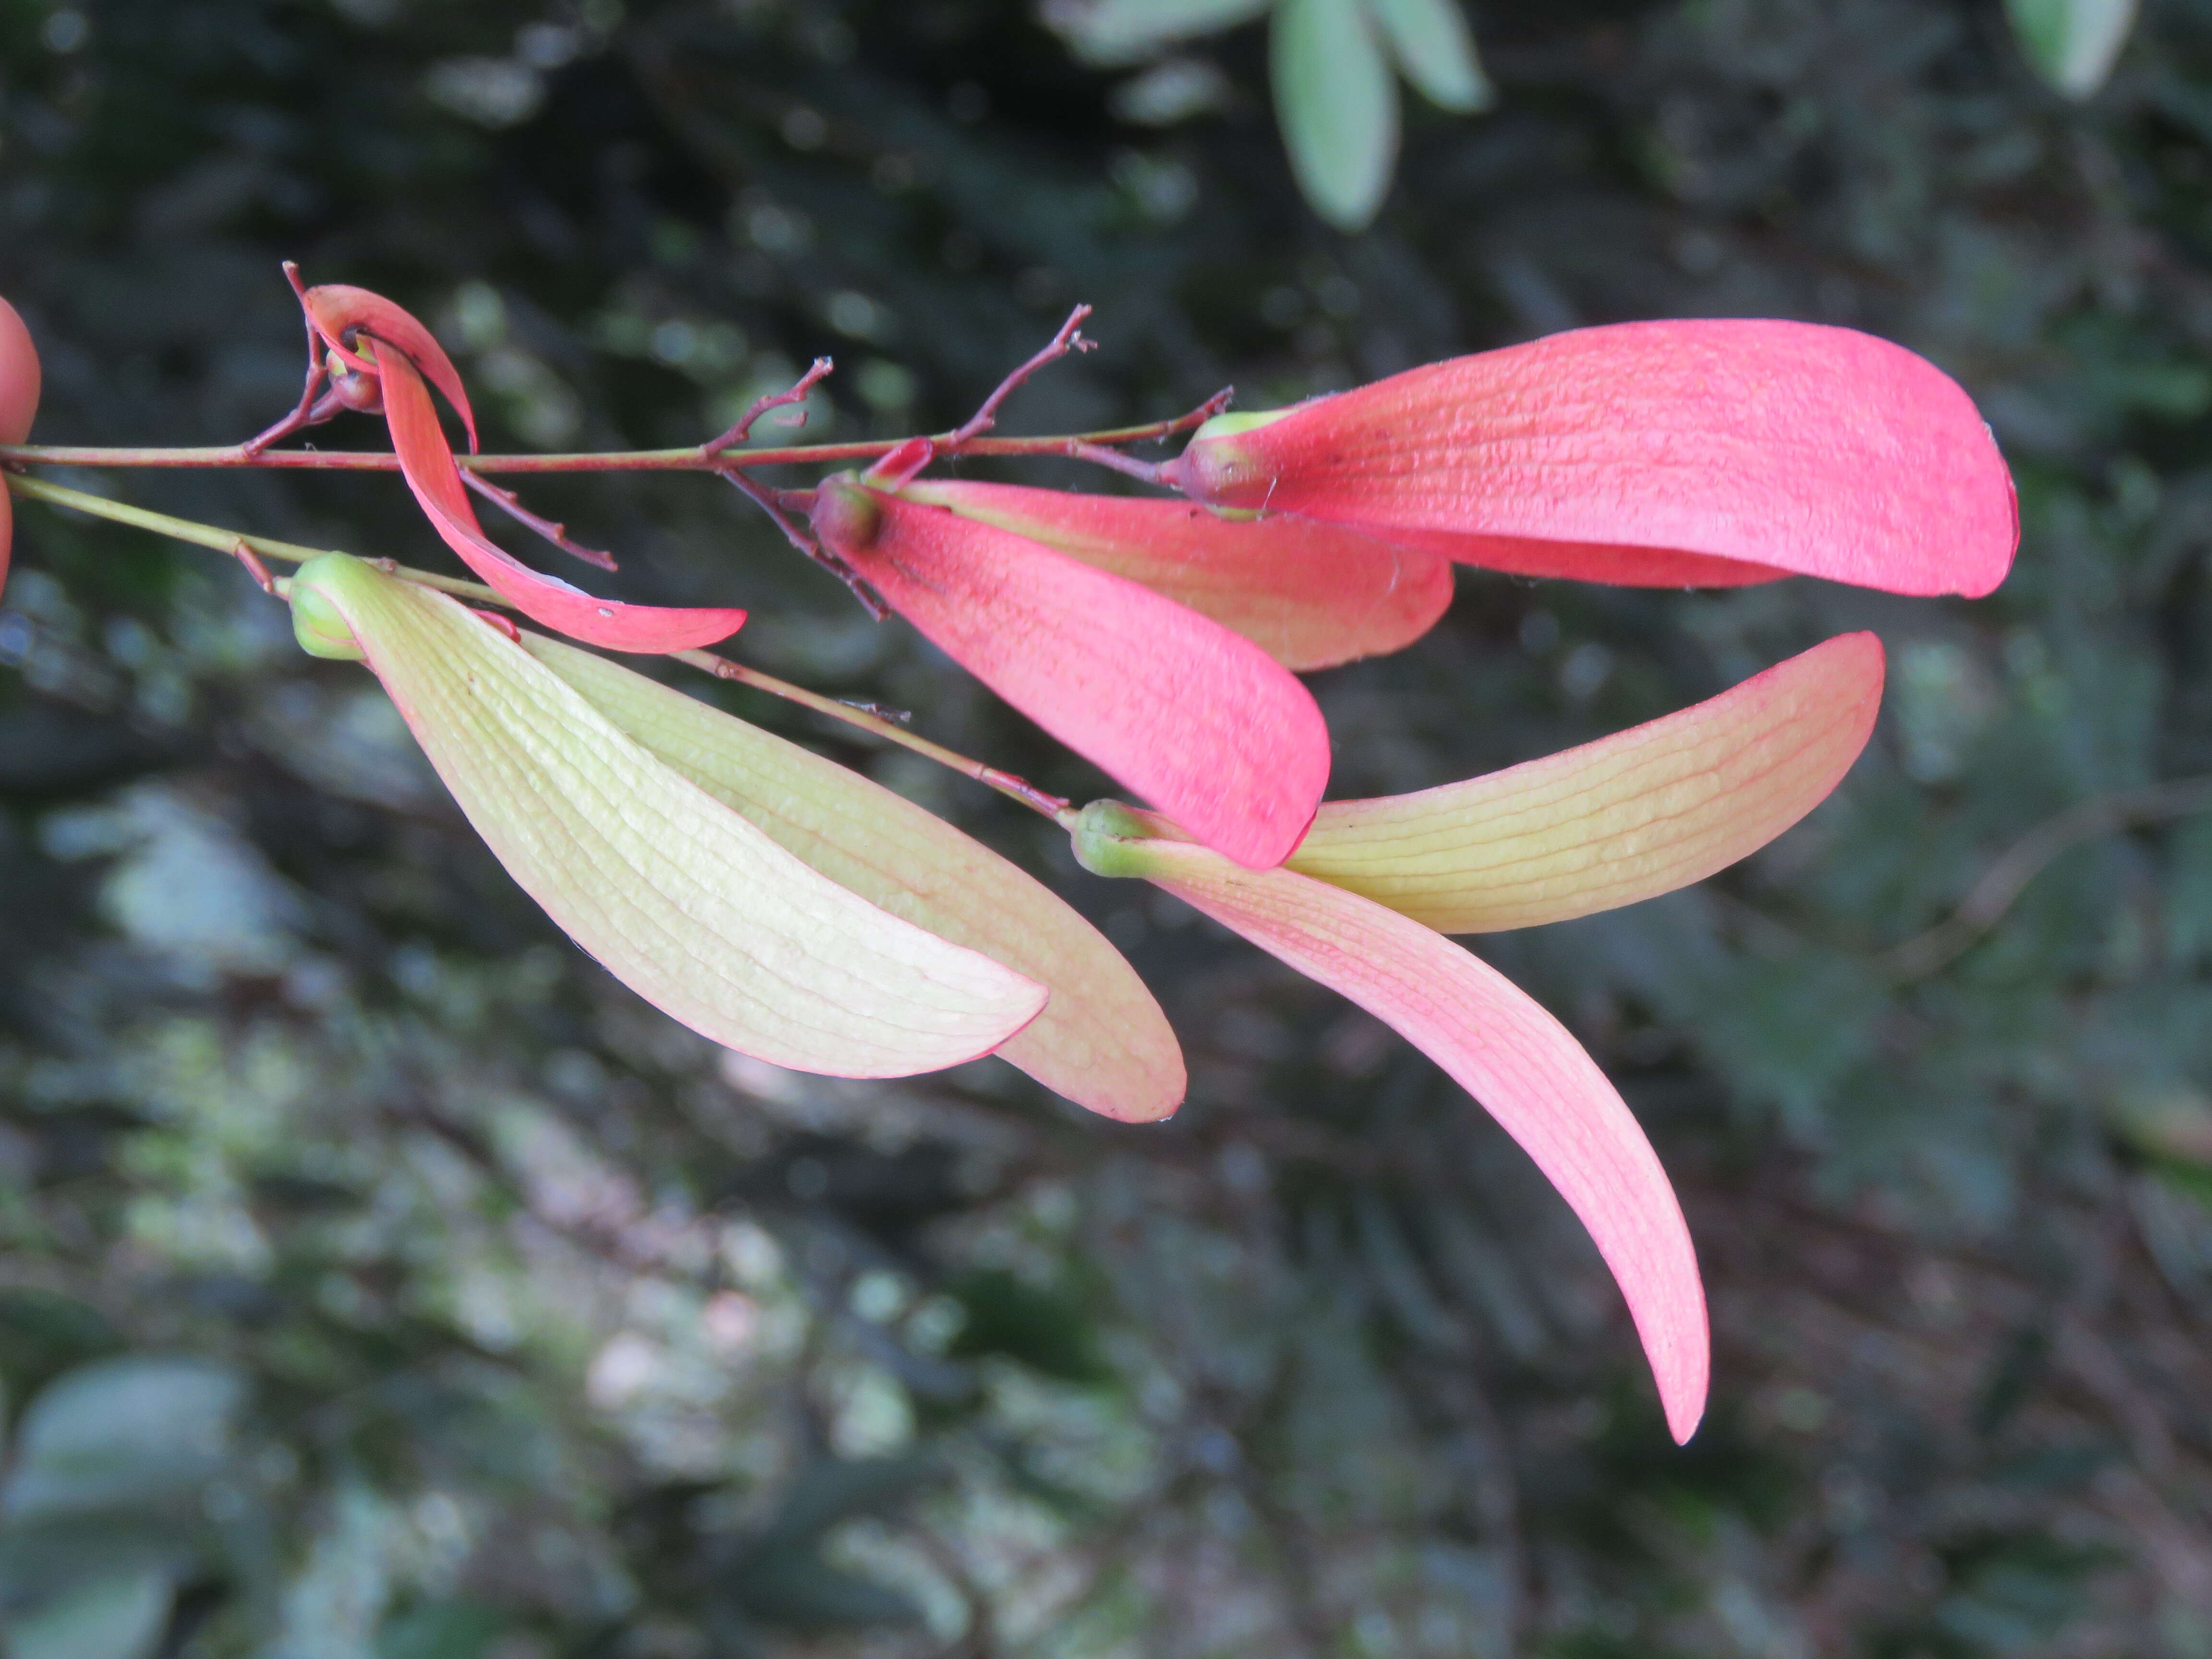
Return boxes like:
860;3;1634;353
809;474;1334;870
1162;319;2018;597
895;477;1455;671
295;282;748;652
1071;632;1887;1443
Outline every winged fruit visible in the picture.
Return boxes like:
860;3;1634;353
1162;319;2017;597
286;554;1046;1078
1070;632;1888;1443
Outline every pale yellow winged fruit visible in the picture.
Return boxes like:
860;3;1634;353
1289;634;1884;932
287;554;1046;1077
519;633;1186;1122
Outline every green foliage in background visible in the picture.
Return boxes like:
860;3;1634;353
3;0;2212;1654
2007;0;2139;96
1046;0;2140;228
1047;0;1492;228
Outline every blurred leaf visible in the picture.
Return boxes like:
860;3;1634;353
1541;1639;1696;1659
722;1461;935;1634
1677;952;1887;1137
2104;1080;2212;1166
763;1456;938;1550
1972;1324;2053;1439
724;1547;921;1632
944;1268;1110;1384
1930;1531;2117;1650
0;1565;170;1659
1365;0;1491;113
1040;0;1275;67
376;1599;504;1659
2005;0;2138;98
1271;0;1399;231
2050;313;2212;429
0;1357;243;1522
0;1293;123;1423
0;1520;183;1602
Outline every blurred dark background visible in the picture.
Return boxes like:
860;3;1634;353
5;0;2212;1653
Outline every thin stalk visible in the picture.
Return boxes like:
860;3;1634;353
4;473;491;601
4;471;1073;825
670;650;1074;824
0;406;1224;476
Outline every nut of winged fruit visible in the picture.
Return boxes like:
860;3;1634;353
0;294;42;593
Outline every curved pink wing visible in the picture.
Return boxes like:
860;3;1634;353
815;480;1331;869
373;342;746;652
303;283;479;452
1165;319;2017;598
899;479;1454;671
1080;817;1707;1442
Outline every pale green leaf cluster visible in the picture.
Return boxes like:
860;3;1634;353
1044;0;1491;231
2005;0;2138;98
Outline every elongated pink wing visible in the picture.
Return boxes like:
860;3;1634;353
898;479;1454;671
1164;319;2017;598
373;342;746;652
1075;808;1707;1442
303;283;479;451
1292;633;1885;930
813;479;1332;870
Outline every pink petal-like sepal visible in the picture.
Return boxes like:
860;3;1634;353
809;476;1332;870
1162;320;2017;598
373;342;747;652
1292;633;1886;931
897;478;1454;671
301;283;479;450
0;294;41;596
1073;801;1708;1443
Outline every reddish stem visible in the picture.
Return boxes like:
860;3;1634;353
460;471;619;571
240;301;333;457
946;305;1094;448
1061;441;1166;485
677;650;1071;822
862;436;935;491
10;468;1075;826
716;467;888;621
0;408;1227;475
1052;385;1231;484
230;539;279;595
699;357;835;457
